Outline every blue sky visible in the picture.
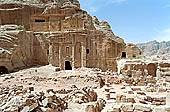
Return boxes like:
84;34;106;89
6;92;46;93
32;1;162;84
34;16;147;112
79;0;170;43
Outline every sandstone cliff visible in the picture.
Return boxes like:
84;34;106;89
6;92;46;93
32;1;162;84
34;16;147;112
92;16;124;43
0;0;126;72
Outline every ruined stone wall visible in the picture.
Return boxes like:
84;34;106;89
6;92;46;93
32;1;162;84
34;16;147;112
120;61;148;78
123;43;143;59
119;59;160;78
157;62;170;81
119;59;170;80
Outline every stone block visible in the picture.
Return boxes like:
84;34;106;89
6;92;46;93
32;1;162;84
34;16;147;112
121;103;134;112
166;93;170;107
134;104;151;112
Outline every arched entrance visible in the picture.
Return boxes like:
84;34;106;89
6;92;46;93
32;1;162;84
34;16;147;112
0;66;8;75
147;63;157;77
65;61;72;70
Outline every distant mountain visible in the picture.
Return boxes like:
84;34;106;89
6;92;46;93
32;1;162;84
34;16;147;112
136;40;170;60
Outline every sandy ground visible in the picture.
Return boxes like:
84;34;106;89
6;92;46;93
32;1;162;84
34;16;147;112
0;65;105;93
0;65;124;102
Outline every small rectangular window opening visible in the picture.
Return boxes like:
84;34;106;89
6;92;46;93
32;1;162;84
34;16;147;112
35;19;46;22
66;47;69;55
86;49;89;54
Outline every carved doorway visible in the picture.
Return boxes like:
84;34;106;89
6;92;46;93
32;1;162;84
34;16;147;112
122;52;126;58
65;61;72;70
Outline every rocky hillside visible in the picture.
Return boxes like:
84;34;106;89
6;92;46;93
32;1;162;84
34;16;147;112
137;40;170;60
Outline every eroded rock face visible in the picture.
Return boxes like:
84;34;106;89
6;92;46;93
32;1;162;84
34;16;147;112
92;16;124;43
0;26;49;72
0;28;35;72
0;0;127;72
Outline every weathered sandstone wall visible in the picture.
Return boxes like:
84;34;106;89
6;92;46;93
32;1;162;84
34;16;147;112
0;0;127;72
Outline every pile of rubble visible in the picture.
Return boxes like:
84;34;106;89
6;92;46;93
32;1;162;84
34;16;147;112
121;75;157;86
0;84;106;112
103;72;157;86
109;103;170;112
63;87;98;104
1;65;170;112
102;76;170;112
0;86;67;112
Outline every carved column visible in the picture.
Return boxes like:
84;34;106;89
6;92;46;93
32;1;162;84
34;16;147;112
81;42;86;67
48;43;53;64
59;43;62;69
93;41;96;67
115;43;118;57
72;45;75;69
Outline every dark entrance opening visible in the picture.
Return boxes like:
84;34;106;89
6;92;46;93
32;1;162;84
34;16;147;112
35;19;46;22
122;52;126;58
133;55;136;58
65;61;72;70
0;66;8;75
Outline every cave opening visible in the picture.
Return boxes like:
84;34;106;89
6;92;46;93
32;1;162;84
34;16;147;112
0;66;8;75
